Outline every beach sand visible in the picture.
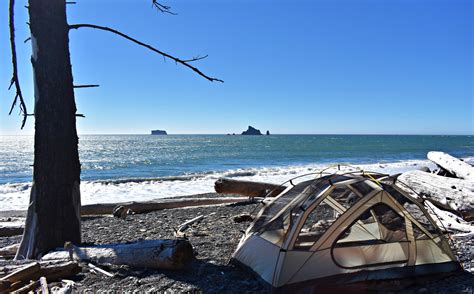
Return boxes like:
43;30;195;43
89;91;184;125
1;193;473;292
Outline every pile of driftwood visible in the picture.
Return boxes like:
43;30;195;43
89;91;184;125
0;261;80;292
398;151;474;222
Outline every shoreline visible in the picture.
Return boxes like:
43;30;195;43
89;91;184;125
5;157;474;211
1;192;472;292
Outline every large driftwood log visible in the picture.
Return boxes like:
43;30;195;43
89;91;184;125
428;151;474;181
0;224;24;237
0;262;40;283
0;198;254;236
214;178;286;197
81;197;252;215
398;170;474;220
42;239;194;270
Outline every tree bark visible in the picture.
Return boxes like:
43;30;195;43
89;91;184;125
16;0;81;259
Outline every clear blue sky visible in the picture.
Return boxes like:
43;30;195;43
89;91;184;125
1;0;472;135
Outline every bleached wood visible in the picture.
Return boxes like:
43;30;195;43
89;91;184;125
39;276;49;294
214;178;286;197
178;215;204;233
398;170;474;220
81;197;252;215
42;239;194;270
428;151;474;181
87;263;113;277
0;243;19;259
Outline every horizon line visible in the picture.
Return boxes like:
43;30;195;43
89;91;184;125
1;133;473;136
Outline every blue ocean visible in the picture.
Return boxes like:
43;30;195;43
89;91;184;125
1;135;473;210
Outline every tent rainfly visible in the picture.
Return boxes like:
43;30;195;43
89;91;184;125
232;171;461;291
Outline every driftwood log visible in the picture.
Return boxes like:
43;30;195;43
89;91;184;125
12;280;40;293
1;198;254;237
0;243;19;259
42;239;194;270
81;197;253;215
428;151;474;181
398;170;474;221
0;225;24;237
214;178;286;197
0;262;40;284
0;261;81;283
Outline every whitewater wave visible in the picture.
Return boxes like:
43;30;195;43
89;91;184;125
1;158;472;211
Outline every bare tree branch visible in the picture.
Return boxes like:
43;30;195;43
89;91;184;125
181;55;208;63
8;0;28;129
73;84;100;88
152;0;176;15
68;24;224;83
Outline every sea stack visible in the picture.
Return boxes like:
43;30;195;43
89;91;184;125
151;130;167;135
241;126;262;135
266;130;270;135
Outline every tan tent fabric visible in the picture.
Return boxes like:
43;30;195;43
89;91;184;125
232;171;461;289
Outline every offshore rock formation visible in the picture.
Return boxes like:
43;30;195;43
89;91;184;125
241;126;262;135
151;130;167;135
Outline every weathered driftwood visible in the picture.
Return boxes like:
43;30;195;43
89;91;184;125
88;263;114;277
0;243;20;259
11;279;39;294
38;261;81;282
428;151;474;181
0;262;40;283
174;215;205;238
81;197;252;215
178;215;204;233
233;213;253;223
398;170;474;220
214;178;286;197
0;224;24;237
39;276;49;294
42;239;194;270
0;261;81;285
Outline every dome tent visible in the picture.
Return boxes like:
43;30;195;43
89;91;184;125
232;170;461;291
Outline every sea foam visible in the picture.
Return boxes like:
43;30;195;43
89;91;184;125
1;158;459;211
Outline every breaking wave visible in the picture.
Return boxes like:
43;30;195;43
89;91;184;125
3;157;467;211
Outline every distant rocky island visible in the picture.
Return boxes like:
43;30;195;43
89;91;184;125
151;130;167;135
241;126;263;135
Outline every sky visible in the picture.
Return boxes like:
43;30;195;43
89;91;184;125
0;0;472;135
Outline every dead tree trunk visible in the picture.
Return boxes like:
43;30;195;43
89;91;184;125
16;0;81;259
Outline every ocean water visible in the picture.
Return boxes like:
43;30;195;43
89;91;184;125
1;135;473;210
